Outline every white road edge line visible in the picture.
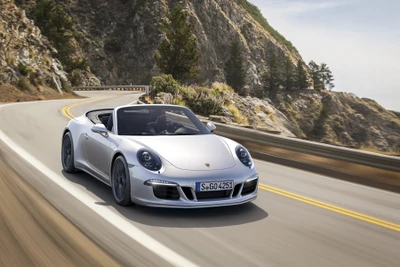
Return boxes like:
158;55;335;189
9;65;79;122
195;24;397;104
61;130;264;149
0;103;198;267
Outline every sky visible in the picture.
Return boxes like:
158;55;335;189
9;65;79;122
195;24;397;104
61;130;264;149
248;0;400;111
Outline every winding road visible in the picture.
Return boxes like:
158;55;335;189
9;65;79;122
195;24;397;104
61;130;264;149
0;91;399;266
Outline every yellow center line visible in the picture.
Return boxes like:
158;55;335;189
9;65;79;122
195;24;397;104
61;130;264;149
258;183;400;232
61;95;120;119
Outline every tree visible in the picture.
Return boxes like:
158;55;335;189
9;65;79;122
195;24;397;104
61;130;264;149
263;50;282;93
30;0;87;73
320;63;335;90
225;39;247;94
154;4;199;83
294;59;309;90
308;60;323;91
282;56;295;90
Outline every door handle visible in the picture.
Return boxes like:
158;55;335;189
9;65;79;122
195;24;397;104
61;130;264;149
84;133;89;140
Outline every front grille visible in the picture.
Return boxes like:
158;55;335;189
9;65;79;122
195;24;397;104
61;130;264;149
153;185;180;200
196;190;231;200
242;179;258;195
181;187;194;200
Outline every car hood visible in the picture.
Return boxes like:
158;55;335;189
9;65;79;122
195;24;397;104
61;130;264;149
125;134;236;171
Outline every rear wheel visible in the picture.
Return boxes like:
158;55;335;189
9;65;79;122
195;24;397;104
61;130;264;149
112;156;132;206
61;132;76;173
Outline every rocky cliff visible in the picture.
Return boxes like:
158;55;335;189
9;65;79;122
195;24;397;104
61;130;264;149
269;90;400;152
0;0;70;100
15;0;301;86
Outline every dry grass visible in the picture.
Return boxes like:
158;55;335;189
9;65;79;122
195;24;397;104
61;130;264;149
225;104;248;125
0;85;82;103
211;82;234;93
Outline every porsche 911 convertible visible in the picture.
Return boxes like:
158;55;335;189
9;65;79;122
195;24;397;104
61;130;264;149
61;104;258;208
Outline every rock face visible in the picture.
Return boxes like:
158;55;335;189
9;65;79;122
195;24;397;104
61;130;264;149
0;0;68;92
226;92;297;137
19;0;301;86
271;91;400;152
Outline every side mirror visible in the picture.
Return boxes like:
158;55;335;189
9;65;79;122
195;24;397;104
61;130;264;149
206;122;216;133
91;124;109;137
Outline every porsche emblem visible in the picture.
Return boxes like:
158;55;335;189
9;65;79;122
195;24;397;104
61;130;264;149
205;163;210;168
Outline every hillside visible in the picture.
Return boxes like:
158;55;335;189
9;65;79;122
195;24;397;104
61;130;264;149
0;0;72;101
3;0;399;153
14;0;302;86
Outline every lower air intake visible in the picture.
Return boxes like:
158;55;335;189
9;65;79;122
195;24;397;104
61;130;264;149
196;190;231;200
242;179;258;195
153;185;180;200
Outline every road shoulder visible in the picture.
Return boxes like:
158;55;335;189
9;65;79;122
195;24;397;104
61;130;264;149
0;152;120;266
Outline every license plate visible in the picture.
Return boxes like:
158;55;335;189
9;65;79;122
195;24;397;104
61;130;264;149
196;181;234;192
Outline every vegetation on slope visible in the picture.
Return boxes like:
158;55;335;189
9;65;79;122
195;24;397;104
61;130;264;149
234;0;297;52
154;4;199;83
29;0;88;73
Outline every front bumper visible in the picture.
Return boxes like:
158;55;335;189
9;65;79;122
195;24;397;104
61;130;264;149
129;166;259;208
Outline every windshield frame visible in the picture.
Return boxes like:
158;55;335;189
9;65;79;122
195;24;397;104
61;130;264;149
115;105;211;136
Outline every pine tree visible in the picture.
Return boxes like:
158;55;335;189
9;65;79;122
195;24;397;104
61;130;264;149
263;50;282;93
282;56;295;90
320;63;335;90
154;4;199;82
225;39;247;94
308;61;323;91
294;59;309;90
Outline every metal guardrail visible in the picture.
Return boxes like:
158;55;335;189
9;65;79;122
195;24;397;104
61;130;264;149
73;85;150;94
211;122;400;173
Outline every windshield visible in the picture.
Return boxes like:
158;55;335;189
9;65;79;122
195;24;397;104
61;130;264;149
117;106;210;136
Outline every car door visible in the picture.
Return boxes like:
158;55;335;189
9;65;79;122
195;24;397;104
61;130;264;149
83;128;113;178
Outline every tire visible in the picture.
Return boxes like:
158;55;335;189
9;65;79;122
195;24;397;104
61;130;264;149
111;156;132;206
61;132;76;173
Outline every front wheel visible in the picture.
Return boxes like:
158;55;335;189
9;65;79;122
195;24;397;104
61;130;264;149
111;156;132;206
61;132;76;173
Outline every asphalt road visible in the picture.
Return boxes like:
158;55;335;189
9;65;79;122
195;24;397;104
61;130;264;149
0;91;399;266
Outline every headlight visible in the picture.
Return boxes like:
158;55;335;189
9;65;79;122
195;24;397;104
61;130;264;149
235;146;252;167
137;149;162;171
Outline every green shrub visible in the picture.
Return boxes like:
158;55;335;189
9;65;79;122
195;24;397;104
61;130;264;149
105;38;122;52
149;75;224;116
186;90;224;116
211;82;234;97
150;75;183;97
64;57;88;72
70;72;81;86
61;78;72;92
17;77;30;91
18;63;31;76
29;71;43;87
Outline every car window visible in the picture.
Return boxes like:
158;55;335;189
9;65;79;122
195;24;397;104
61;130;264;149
117;106;210;136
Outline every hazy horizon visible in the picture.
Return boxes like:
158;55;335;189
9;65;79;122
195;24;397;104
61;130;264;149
249;0;399;111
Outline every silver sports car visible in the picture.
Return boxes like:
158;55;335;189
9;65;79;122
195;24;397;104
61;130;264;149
61;104;258;208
